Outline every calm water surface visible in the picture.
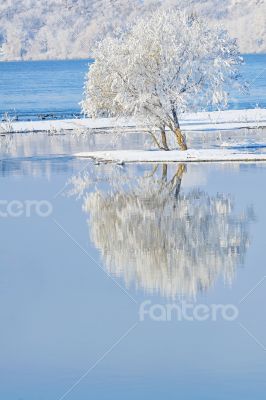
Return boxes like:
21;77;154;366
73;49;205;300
0;54;266;120
0;132;266;398
0;55;266;399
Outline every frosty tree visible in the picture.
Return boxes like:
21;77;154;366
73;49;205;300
82;8;242;150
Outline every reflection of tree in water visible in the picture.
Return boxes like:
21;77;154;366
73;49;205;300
69;164;253;298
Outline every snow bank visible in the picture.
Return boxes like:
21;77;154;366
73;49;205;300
74;149;266;163
4;108;266;134
2;117;135;134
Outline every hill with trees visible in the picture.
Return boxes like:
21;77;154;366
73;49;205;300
0;0;265;61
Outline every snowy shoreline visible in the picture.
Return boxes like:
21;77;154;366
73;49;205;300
3;108;266;134
4;108;266;164
74;149;266;164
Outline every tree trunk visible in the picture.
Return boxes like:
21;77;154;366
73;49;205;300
149;130;163;150
170;107;187;150
162;164;168;180
174;127;187;151
160;129;169;151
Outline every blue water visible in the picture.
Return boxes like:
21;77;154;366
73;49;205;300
0;59;92;121
0;54;266;399
0;156;266;399
0;54;265;121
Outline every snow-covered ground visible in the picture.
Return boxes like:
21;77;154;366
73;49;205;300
74;149;266;163
3;108;266;163
3;108;266;134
